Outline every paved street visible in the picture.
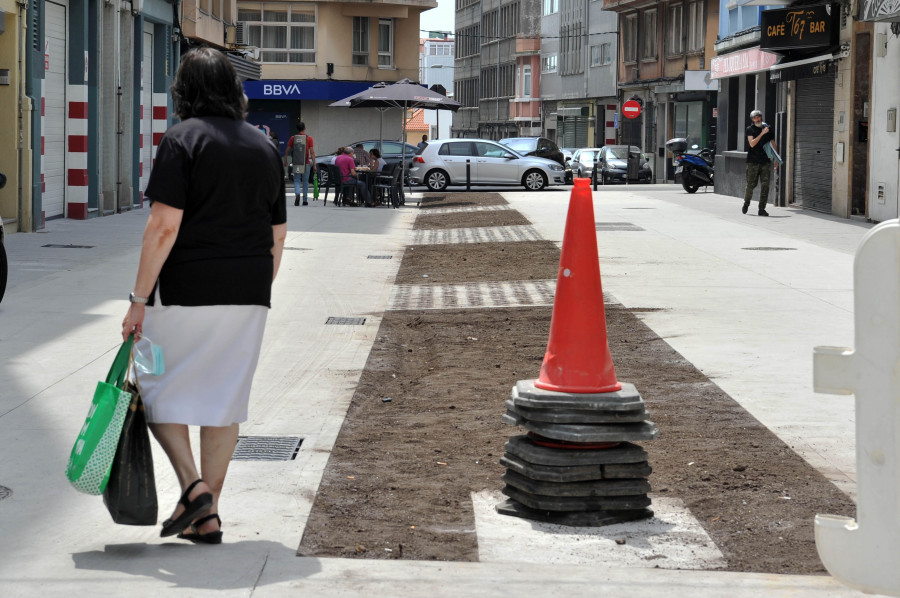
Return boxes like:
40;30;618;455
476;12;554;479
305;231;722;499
0;185;887;596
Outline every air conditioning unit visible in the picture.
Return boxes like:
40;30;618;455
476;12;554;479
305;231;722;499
225;25;237;46
235;21;248;46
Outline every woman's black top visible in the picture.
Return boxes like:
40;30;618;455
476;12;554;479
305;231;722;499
145;116;287;307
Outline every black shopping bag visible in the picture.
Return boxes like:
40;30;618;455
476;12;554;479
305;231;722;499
103;381;158;525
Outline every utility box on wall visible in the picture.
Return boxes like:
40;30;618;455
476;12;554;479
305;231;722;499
887;108;897;133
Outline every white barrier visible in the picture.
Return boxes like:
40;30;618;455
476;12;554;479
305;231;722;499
813;219;900;596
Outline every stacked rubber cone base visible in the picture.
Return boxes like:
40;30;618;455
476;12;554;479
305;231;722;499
497;379;659;527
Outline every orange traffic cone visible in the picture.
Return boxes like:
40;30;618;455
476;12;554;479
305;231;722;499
535;178;622;394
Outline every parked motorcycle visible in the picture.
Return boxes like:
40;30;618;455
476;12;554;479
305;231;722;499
666;138;715;194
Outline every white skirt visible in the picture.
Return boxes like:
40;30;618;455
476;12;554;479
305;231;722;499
137;301;268;426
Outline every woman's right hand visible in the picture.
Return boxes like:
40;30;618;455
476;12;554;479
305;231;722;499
122;303;146;341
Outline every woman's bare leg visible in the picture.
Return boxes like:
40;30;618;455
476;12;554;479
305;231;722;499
195;423;239;533
149;422;212;527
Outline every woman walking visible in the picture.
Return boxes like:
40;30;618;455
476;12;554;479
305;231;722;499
121;47;287;544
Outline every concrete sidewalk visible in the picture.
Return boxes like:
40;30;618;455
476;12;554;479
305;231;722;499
0;188;884;596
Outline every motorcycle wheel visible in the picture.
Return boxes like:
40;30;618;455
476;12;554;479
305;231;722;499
682;177;700;194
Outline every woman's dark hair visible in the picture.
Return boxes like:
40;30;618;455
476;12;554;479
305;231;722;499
171;47;246;120
370;148;381;159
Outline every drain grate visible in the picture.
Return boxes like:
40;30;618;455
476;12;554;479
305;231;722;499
326;316;367;325
367;255;394;260
42;244;95;249
0;485;11;501
283;247;311;251
595;222;645;232
742;247;797;251
231;436;303;461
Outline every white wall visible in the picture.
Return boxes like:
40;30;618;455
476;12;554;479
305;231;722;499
868;23;900;222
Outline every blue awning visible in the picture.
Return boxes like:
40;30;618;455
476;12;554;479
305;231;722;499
243;80;379;101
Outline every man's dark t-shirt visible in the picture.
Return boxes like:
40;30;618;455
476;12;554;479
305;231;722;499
144;116;287;308
745;124;774;164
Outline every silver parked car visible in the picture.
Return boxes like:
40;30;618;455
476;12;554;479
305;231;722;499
570;148;604;179
409;139;567;191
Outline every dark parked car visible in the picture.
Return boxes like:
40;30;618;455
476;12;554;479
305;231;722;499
596;145;652;184
499;137;571;183
312;140;419;187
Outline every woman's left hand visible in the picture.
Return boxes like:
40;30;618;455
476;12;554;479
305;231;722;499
122;303;146;341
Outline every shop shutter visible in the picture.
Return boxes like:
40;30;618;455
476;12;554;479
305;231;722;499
44;1;67;218
792;77;834;212
140;27;153;200
99;3;117;211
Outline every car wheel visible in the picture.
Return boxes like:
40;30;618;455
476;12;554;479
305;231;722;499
317;166;329;188
0;241;7;304
426;169;449;192
523;169;547;191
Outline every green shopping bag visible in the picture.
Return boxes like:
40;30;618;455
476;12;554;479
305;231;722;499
313;171;320;199
66;335;136;495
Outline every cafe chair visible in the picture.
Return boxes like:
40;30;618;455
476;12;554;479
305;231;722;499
374;163;402;208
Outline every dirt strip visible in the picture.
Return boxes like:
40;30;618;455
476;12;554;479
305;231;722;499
298;192;856;573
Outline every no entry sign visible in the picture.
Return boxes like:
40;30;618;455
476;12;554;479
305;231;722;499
623;99;642;119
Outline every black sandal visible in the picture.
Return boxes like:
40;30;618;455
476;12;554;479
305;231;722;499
177;513;223;545
160;479;213;537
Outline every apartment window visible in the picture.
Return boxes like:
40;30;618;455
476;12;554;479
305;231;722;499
522;64;531;97
500;2;520;37
543;0;558;15
482;9;498;42
667;4;683;56
687;1;704;52
378;18;393;67
353;17;369;65
590;42;611;66
641;10;658;60
237;2;316;63
454;77;479;107
541;54;558;73
212;0;221;19
623;13;637;63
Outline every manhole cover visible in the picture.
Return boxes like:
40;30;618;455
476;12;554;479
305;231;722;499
595;222;645;232
367;255;393;259
0;486;12;501
231;436;303;461
283;247;311;251
326;317;366;325
742;247;797;251
42;244;95;249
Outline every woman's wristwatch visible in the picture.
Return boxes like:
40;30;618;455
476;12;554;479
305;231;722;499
129;292;149;304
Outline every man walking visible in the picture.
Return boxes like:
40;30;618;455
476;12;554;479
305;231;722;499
743;109;777;216
285;122;316;206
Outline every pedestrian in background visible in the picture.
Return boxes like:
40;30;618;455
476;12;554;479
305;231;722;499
743;109;777;217
285;122;316;206
418;134;428;149
353;143;368;167
121;47;287;544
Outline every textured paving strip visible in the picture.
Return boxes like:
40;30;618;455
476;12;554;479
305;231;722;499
389;280;557;310
411;225;543;245
417;205;515;215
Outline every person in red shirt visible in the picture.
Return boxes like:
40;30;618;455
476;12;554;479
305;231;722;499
334;146;371;205
284;122;316;206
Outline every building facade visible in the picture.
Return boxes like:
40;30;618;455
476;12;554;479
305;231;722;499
452;0;543;140
419;34;456;139
240;0;435;157
539;0;618;150
604;0;720;182
860;2;900;221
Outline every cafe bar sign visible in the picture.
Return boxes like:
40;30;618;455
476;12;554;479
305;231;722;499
761;4;839;52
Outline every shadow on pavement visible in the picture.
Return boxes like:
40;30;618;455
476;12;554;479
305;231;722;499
72;540;318;590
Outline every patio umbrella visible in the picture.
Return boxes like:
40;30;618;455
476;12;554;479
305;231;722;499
348;79;462;193
329;82;393;147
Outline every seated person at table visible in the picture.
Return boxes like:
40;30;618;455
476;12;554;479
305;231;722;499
335;146;371;205
369;148;387;172
353;143;369;167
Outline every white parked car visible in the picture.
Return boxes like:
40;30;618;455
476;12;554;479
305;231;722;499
570;148;604;179
409;139;567;191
